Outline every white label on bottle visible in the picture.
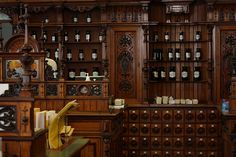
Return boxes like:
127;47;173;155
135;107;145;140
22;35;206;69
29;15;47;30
65;36;68;42
86;34;90;41
176;53;180;59
55;51;59;58
153;71;158;78
32;35;36;39
196;34;200;40
168;52;173;59
186;52;190;59
165;35;169;41
67;53;72;59
69;71;75;78
182;71;188;78
79;53;84;59
80;71;86;76
75;34;80;41
53;71;58;78
52;36;55;42
87;17;91;23
43;34;47;40
99;35;103;42
196;52;201;58
161;71;166;78
169;71;175;78
179;35;184;41
92;53;97;60
73;17;78;23
194;71;200;78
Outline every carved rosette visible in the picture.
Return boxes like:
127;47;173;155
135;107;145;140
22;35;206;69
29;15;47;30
0;106;16;131
46;84;58;96
116;32;136;98
221;31;236;98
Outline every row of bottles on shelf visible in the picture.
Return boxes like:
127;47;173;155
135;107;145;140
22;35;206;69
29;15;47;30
151;31;201;42
42;12;93;24
68;67;100;80
45;48;98;61
31;30;104;43
151;66;201;81
152;47;202;61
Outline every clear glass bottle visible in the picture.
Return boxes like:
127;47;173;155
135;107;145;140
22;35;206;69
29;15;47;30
195;48;201;61
75;30;80;42
195;31;201;41
169;66;176;80
92;49;98;60
80;68;87;76
86;13;92;23
68;69;76;80
85;31;91;42
175;48;181;61
78;49;84;60
92;67;99;76
153;48;158;60
67;49;72;61
54;48;59;61
185;48;191;61
152;67;159;80
98;32;103;42
179;31;184;42
168;48;173;61
182;66;189;80
193;66;201;81
64;31;69;42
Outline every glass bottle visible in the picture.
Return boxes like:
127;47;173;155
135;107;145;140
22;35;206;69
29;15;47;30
54;48;59;61
86;13;92;23
157;48;162;61
68;69;76;80
168;48;173;61
193;66;201;81
160;67;166;80
64;31;69;42
92;67;99;76
45;48;50;58
31;31;37;40
67;49;72;61
164;32;170;42
152;67;159;80
73;13;78;23
78;49;84;60
195;48;201;61
175;48;181;61
53;70;58;79
169;66;176;80
185;48;191;61
85;31;91;42
75;30;80;42
98;32;103;42
195;31;201;41
80;68;87;76
182;66;189;80
92;49;98;60
43;31;47;42
44;17;49;23
153;48;158;60
179;31;184;42
51;33;57;42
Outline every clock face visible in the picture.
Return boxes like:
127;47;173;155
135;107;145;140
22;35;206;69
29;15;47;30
4;34;39;53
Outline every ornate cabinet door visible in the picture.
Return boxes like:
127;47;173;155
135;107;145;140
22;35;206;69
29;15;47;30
109;26;146;104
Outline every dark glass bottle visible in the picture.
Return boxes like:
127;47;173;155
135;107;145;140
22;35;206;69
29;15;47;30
43;31;47;42
73;13;78;23
68;69;76;80
31;31;37;40
51;33;57;42
182;66;189;80
67;49;72;61
54;48;59;61
86;13;92;23
185;48;191;61
92;67;99;76
80;68;87;76
160;67;166;80
195;31;201;41
157;48;162;61
168;48;173;61
164;32;170;42
75;30;80;42
64;32;69;42
85;31;91;42
45;48;50;58
175;48;181;61
179;31;184;42
193;66;201;81
152;67;159;80
195;48;201;61
169;66;176;80
91;49;98;60
78;49;84;60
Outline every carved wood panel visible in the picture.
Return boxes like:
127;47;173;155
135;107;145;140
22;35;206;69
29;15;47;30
221;30;236;99
115;31;136;98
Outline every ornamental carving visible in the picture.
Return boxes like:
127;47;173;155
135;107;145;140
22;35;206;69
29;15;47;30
118;51;133;75
0;106;16;131
66;85;79;96
221;31;236;98
46;84;58;96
